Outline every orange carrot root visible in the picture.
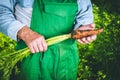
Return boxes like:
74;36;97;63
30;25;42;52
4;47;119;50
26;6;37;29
71;29;103;39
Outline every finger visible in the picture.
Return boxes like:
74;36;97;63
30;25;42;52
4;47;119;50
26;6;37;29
41;38;47;51
86;36;92;42
28;43;35;53
77;39;84;44
89;23;95;30
37;37;46;52
86;35;97;43
37;43;44;52
32;42;39;53
91;35;97;41
81;37;89;43
36;39;44;52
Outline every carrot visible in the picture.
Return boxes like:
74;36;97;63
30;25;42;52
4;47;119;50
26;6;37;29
0;28;103;80
71;29;103;39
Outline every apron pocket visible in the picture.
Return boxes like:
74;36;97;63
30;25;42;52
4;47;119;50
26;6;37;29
44;2;78;17
40;2;78;38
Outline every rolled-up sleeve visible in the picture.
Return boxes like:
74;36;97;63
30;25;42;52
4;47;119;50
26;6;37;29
0;0;25;41
74;0;94;29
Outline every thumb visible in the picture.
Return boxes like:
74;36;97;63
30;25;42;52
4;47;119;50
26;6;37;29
89;23;95;30
78;23;95;31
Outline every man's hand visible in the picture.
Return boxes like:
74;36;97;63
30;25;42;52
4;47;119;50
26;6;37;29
17;26;47;53
77;23;97;44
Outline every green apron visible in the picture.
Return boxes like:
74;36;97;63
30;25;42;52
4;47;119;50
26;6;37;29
16;0;79;80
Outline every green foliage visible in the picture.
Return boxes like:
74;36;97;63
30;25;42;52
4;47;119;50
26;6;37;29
0;33;16;54
0;1;120;80
77;2;120;80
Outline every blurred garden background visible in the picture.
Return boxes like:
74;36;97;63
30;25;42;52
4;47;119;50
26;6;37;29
0;0;120;80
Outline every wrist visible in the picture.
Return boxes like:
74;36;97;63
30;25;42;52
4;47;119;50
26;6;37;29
17;26;33;41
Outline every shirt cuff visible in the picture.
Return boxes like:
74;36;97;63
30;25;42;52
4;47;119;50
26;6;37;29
7;21;26;41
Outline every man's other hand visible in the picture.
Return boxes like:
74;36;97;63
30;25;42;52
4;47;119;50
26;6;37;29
77;23;97;44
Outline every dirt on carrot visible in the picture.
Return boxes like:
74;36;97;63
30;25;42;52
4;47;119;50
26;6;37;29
71;29;103;39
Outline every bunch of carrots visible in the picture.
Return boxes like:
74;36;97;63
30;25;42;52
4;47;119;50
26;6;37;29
0;29;103;80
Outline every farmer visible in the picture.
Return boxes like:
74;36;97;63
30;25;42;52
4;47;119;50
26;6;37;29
0;0;96;80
